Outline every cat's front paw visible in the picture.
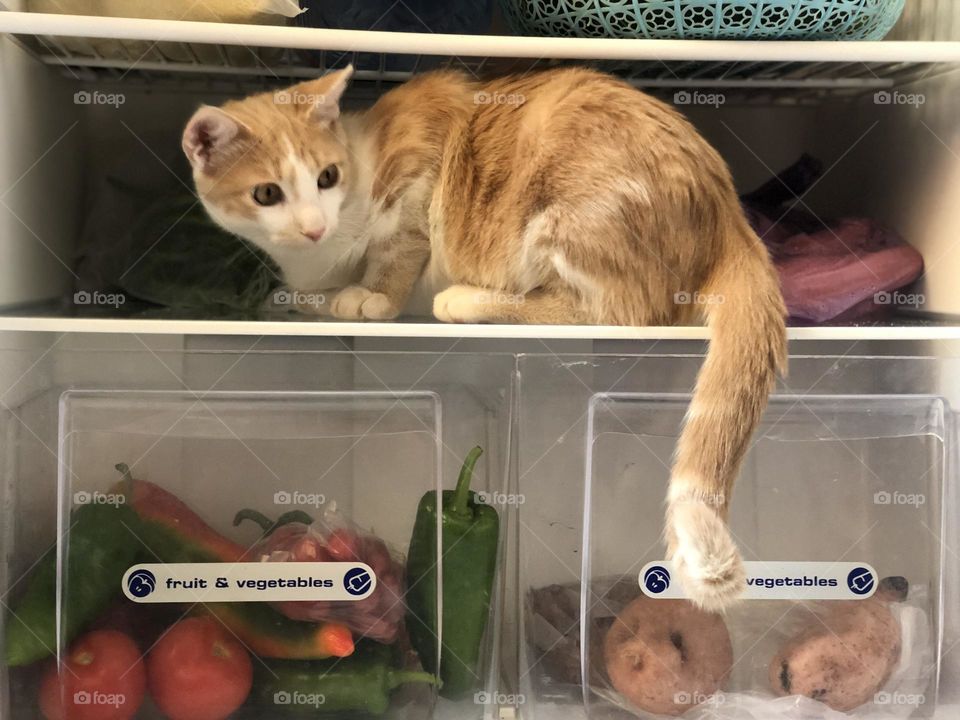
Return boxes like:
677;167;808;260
331;286;400;321
434;285;488;323
666;499;745;612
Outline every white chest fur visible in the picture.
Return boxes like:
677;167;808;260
270;194;371;292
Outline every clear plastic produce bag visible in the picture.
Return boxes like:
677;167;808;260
532;575;932;719
244;507;407;644
27;0;303;63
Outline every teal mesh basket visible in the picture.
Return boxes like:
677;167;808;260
500;0;907;40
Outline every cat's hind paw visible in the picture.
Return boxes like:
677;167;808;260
433;285;490;323
331;286;400;320
666;499;745;612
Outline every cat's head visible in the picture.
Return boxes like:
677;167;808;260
182;66;355;254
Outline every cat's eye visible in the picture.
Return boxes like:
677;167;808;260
317;165;340;190
252;183;284;206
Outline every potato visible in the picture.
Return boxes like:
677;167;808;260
769;577;906;712
604;596;733;716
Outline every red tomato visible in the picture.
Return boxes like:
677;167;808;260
38;630;146;720
147;617;253;720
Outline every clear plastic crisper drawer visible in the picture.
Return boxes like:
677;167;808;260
517;354;958;720
0;341;515;720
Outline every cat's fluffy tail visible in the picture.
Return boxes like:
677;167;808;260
665;216;787;612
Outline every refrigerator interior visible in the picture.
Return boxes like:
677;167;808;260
517;353;959;720
0;335;516;718
2;335;959;719
0;2;958;325
0;1;959;719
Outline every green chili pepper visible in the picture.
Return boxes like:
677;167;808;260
252;642;437;715
4;493;140;666
406;446;499;699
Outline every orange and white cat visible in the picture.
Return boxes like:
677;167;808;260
183;66;786;610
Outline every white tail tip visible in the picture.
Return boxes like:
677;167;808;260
667;499;746;612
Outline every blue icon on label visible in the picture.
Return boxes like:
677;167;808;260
127;569;156;599
643;566;671;594
344;567;373;597
847;567;875;596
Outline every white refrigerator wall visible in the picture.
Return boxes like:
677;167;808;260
0;34;81;307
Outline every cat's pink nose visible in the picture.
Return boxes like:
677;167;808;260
301;227;326;242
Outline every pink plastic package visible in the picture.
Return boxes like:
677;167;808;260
238;508;406;643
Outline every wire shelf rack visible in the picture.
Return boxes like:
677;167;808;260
3;12;960;99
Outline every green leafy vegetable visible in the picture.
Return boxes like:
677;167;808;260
119;194;281;312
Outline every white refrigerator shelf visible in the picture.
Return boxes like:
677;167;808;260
1;12;959;92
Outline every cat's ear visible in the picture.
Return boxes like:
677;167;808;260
298;65;354;125
182;106;251;174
